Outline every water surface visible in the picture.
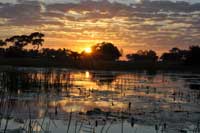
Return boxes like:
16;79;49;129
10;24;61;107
0;67;200;133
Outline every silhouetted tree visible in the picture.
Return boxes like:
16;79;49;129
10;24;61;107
41;48;72;60
185;45;200;66
5;32;44;50
30;32;45;49
26;49;40;58
3;33;45;57
1;32;200;69
4;46;27;57
160;47;188;63
87;42;121;61
68;51;80;60
5;35;30;49
126;50;158;63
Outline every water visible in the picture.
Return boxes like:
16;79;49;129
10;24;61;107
0;67;200;133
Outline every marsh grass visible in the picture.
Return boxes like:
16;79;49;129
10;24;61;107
0;67;199;133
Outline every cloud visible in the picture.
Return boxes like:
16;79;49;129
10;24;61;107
0;0;200;53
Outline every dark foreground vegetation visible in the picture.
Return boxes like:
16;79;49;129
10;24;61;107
0;32;200;71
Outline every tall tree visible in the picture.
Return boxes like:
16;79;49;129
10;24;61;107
90;42;121;61
30;32;45;49
5;35;30;49
5;32;44;50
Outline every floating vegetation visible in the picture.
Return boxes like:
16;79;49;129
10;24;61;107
0;67;200;133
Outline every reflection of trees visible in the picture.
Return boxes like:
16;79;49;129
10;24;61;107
90;72;118;86
0;68;72;93
189;84;200;90
146;70;157;81
0;70;30;92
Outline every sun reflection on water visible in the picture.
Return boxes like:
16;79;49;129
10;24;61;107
0;68;200;124
85;71;90;78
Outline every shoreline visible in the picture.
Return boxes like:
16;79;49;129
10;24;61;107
0;58;199;72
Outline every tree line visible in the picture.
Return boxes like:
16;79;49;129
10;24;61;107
126;46;200;66
0;32;199;66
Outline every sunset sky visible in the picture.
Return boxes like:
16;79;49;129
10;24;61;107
0;0;200;56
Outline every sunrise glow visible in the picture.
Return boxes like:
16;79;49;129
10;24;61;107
0;1;200;133
84;47;92;53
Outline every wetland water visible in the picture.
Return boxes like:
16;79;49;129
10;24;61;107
0;67;200;133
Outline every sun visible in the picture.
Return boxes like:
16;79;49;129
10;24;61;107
84;47;92;53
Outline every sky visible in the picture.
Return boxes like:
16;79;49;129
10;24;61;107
0;0;200;56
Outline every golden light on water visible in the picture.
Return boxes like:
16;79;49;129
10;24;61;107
85;71;90;78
